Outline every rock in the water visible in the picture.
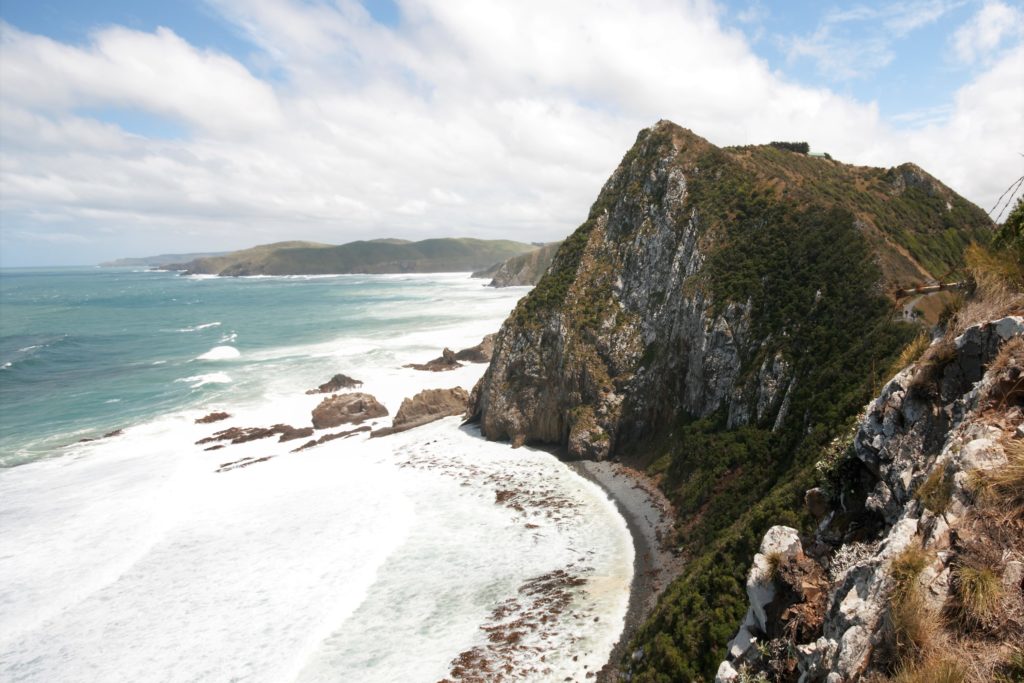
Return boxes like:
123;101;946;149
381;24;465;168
371;387;469;437
195;411;231;424
404;348;462;372
305;373;363;394
196;423;313;445
291;425;371;452
453;334;496;363
311;392;388;429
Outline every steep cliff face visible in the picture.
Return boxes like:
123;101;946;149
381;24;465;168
468;120;990;460
716;317;1024;682
476;241;562;287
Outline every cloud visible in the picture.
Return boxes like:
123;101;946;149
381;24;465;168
0;22;282;135
0;0;1022;266
952;1;1024;63
783;0;965;80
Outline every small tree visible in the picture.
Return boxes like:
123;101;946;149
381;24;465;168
769;141;810;154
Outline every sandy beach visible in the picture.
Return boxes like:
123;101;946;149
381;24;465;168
569;461;685;681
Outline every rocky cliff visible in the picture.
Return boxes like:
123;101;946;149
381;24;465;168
466;120;998;680
468;120;990;460
471;241;562;287
716;317;1024;682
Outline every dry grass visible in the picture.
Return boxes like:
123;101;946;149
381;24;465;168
952;565;1003;627
908;338;957;397
889;545;929;605
891;656;967;683
765;551;783;582
946;245;1024;338
916;464;955;514
883;545;942;669
971;439;1024;522
991;337;1024;375
994;648;1024;683
888;332;932;379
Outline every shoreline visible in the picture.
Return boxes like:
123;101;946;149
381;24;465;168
568;460;684;682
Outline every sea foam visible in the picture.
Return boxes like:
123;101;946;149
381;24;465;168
197;346;240;361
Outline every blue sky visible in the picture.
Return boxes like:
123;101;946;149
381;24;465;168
1;0;1021;265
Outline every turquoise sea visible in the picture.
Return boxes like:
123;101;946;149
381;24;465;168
0;266;634;682
1;266;508;465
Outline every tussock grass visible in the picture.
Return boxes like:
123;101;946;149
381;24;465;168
994;648;1024;683
991;336;1024;375
890;546;929;606
971;439;1024;522
888;332;932;380
891;657;966;683
946;244;1024;338
952;565;1003;627
764;551;783;583
883;545;942;669
908;338;957;397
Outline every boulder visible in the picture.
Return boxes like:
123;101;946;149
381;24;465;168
371;387;469;437
311;392;388;429
404;348;462;372
305;373;363;394
453;334;496;363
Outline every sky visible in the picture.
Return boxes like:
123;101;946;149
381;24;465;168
0;0;1022;266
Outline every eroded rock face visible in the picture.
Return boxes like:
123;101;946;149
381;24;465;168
468;123;772;459
372;387;469;437
311;392;388;429
716;317;1024;682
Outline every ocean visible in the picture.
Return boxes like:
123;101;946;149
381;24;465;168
0;267;633;682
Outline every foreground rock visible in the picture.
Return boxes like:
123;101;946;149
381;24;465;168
404;348;462;372
371;387;469;437
305;373;362;394
311;392;388;429
716;317;1024;682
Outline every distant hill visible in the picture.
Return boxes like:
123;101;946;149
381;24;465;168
471;241;562;286
100;251;230;267
163;238;536;276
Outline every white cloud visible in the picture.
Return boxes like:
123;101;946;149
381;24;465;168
783;0;965;79
952;1;1024;63
0;22;282;135
0;0;1022;266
